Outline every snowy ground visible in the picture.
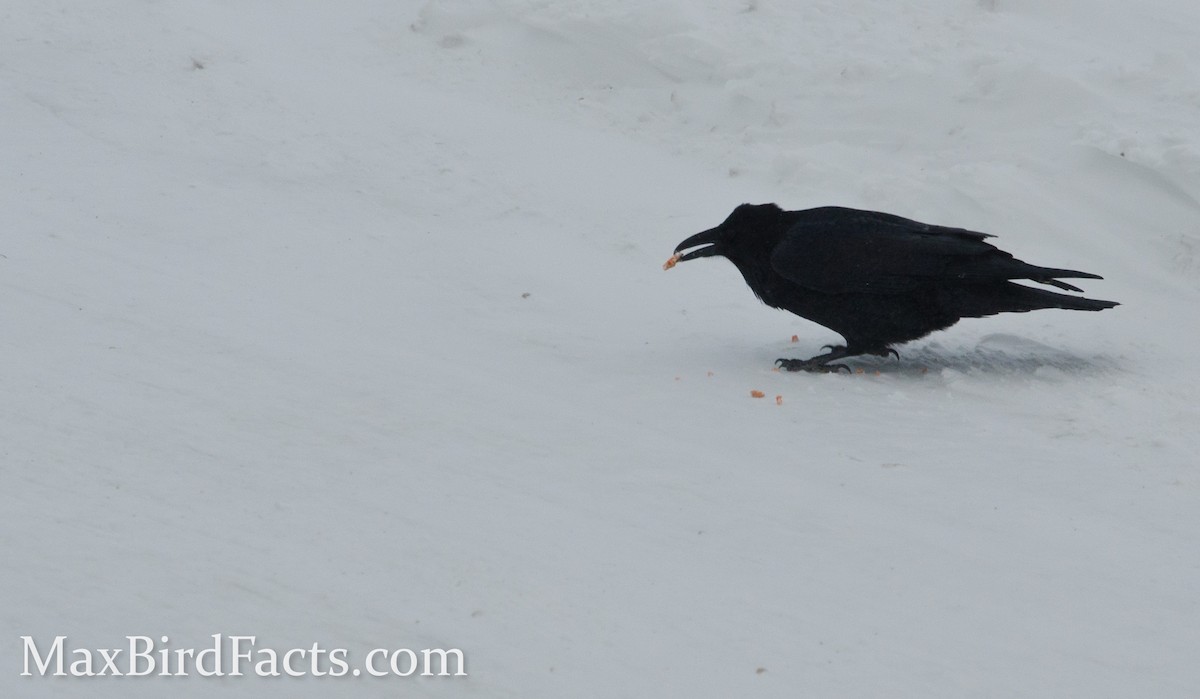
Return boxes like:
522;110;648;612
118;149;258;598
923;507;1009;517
3;1;1199;697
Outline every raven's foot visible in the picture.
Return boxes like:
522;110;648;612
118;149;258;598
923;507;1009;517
778;344;854;373
776;358;852;374
824;344;899;360
777;344;899;373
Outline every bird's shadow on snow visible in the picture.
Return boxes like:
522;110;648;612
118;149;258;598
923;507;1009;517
811;334;1123;379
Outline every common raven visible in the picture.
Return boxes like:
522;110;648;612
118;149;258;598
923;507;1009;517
666;203;1118;372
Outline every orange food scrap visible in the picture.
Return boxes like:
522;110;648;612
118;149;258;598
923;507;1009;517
775;395;783;405
750;390;765;398
790;335;799;343
662;253;681;270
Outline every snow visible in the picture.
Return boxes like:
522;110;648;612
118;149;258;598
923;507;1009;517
3;1;1198;696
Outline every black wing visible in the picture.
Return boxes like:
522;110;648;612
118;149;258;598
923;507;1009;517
769;208;1097;294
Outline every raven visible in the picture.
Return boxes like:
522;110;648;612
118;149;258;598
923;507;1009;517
666;203;1118;372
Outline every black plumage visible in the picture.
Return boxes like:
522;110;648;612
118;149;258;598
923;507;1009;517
668;203;1118;372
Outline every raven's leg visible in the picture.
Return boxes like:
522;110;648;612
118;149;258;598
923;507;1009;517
776;345;899;373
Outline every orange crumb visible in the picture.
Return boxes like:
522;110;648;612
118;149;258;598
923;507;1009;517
775;395;783;405
790;335;799;343
662;253;681;270
750;390;765;398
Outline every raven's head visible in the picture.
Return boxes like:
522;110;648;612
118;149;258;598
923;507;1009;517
667;203;785;268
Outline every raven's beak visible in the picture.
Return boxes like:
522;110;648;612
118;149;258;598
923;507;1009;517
674;226;722;261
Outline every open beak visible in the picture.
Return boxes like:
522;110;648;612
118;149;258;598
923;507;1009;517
673;226;722;261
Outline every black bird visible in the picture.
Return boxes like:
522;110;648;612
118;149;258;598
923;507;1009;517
666;203;1118;372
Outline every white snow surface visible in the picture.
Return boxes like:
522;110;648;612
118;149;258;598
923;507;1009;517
4;1;1200;697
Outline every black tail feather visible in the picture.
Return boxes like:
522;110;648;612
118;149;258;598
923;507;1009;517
1034;277;1085;292
944;282;1119;319
1007;282;1119;312
1023;266;1103;293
